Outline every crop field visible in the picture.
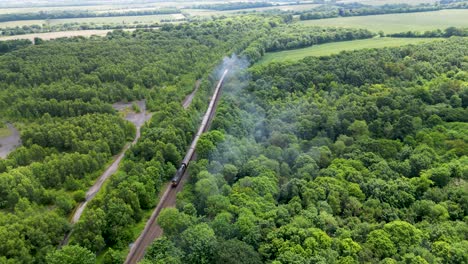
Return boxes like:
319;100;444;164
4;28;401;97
0;19;45;28
183;3;320;17
299;9;468;34
49;14;185;25
0;13;185;28
258;37;442;64
0;5;186;14
0;1;219;14
338;0;437;5
0;30;114;41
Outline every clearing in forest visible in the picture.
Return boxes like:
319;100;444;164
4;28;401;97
0;123;21;159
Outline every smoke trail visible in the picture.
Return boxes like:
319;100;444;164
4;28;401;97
201;54;269;175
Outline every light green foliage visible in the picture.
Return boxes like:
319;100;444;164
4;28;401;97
157;208;194;238
180;223;217;264
46;245;95;264
366;230;397;259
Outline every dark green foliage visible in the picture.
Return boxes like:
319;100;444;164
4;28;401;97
389;27;468;38
0;39;32;54
213;239;262;264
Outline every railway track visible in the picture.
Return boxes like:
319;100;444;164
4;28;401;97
124;69;229;264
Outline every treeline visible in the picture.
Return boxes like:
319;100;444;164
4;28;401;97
0;8;180;23
388;26;468;38
192;2;273;11
0;39;31;54
145;38;468;264
0;23;159;37
299;3;464;20
242;24;375;62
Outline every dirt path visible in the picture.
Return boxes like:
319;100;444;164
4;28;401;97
62;100;151;245
182;79;201;109
0;123;21;159
73;100;151;223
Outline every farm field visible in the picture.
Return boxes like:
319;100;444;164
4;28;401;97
338;0;437;5
183;3;320;17
49;14;185;25
0;13;185;28
299;9;468;34
0;1;218;14
0;29;114;41
0;19;44;28
258;37;442;64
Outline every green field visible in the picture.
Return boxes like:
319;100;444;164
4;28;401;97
299;9;468;34
258;37;442;64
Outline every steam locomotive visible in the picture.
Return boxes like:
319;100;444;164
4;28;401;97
170;69;229;187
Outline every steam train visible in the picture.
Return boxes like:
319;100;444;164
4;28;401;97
171;69;229;187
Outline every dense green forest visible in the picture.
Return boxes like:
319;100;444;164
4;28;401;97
144;38;468;264
0;15;290;263
0;15;382;263
0;7;467;264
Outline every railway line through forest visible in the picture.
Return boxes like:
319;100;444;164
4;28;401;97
124;69;229;264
